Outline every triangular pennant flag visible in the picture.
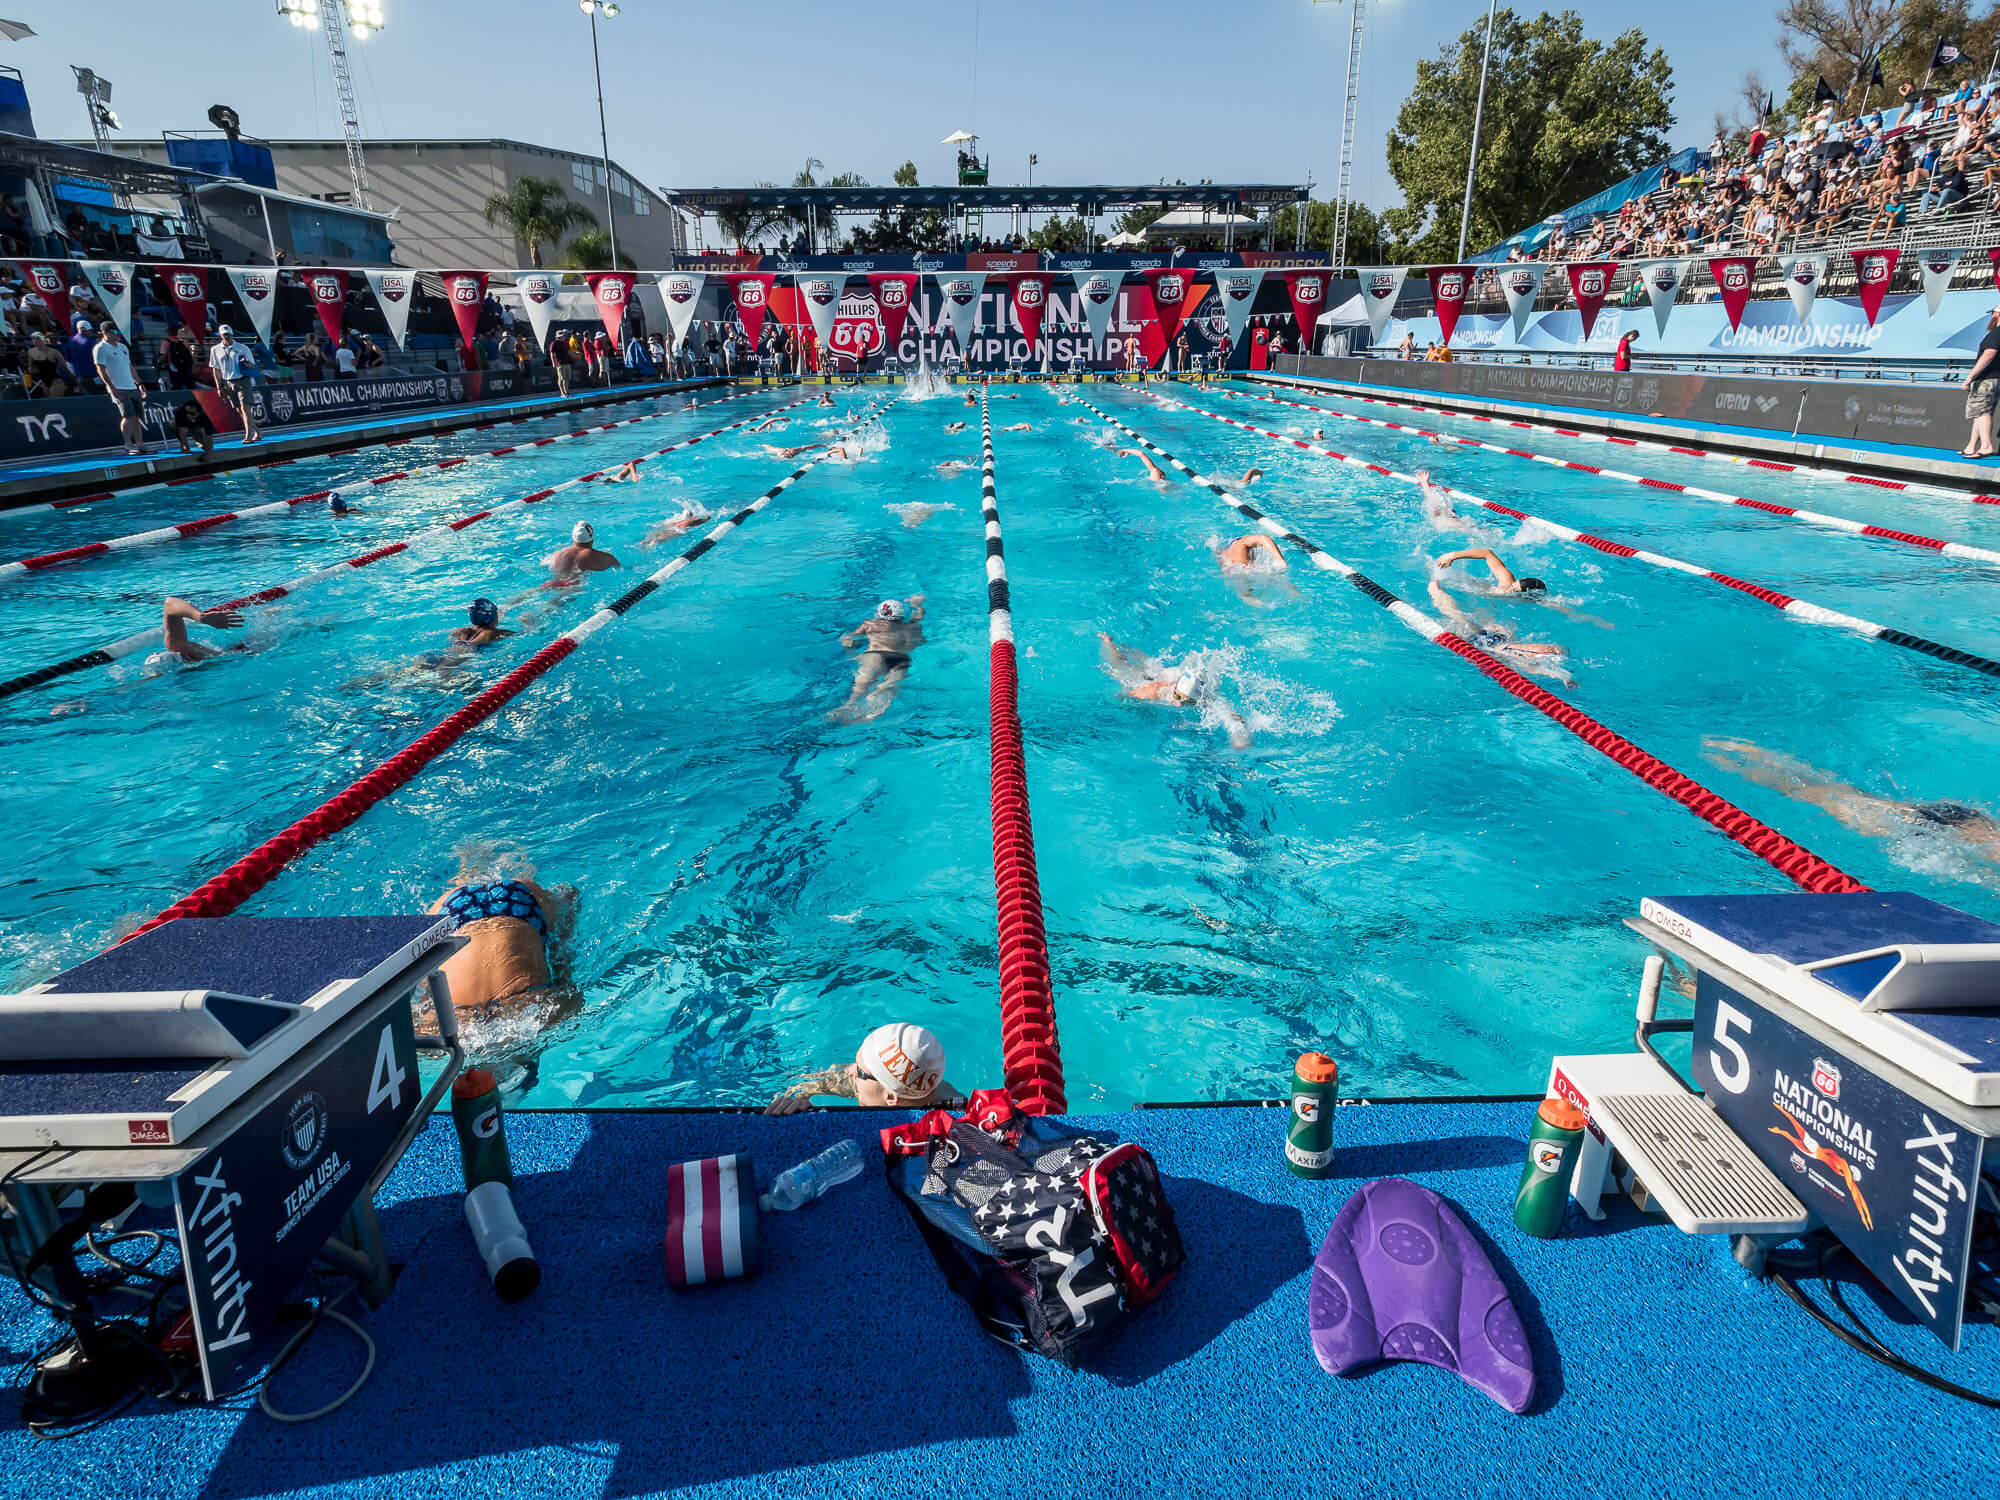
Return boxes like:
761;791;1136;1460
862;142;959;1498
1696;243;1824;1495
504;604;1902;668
1850;247;1899;326
932;270;986;351
728;273;775;346
584;270;636;346
1707;255;1758;332
1775;253;1828;325
1211;265;1266;350
441;270;488;350
1355;266;1409;340
160;265;209;343
78;261;135;341
868;272;918;355
1565;261;1618;339
365;269;416;349
1427;265;1474;344
1636;258;1691;336
1005;272;1051;356
305;267;349;346
224;266;280;345
796;272;846;356
1283;270;1331;339
1919;246;1965;318
658;270;704;349
1498;261;1546;340
14;261;73;330
514;271;561;349
1142;268;1196;351
1072;269;1124;353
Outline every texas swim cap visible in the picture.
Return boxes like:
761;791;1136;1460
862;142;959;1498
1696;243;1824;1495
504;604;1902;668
860;1023;945;1100
572;520;594;546
876;599;906;621
469;597;499;629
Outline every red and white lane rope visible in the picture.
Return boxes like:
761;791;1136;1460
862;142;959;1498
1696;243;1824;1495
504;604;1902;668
1147;390;2000;684
0;396;812;704
977;386;1065;1116
125;394;897;941
1239;373;2000;508
0;378;711;520
0;388;771;577
1203;383;2000;569
1069;392;1869;895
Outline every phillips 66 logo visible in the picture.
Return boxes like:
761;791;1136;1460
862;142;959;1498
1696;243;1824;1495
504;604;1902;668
172;271;203;301
31;265;61;294
877;279;908;308
1155;275;1185;304
1860;254;1889;284
1722;263;1749;292
1015;278;1044;307
597;278;626;304
311;275;341;303
1577;267;1606;297
805;278;837;306
239;272;273;302
736;279;765;308
1295;275;1324;304
665;276;695;304
451;277;480;304
1220;273;1253;302
1436;271;1464;300
1083;275;1114;304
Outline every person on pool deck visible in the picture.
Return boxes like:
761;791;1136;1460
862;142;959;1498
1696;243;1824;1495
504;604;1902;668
545;520;621;582
766;1022;961;1116
1098;632;1253;748
833;596;926;723
1425;572;1573;687
154;597;243;664
171;397;215;457
426;857;579;1025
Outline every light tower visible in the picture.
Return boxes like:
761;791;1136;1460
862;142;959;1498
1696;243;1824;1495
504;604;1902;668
275;0;383;209
71;67;119;152
1313;0;1367;272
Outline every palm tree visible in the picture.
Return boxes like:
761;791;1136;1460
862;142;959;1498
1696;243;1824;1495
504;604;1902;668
716;180;788;253
558;228;636;271
482;175;597;268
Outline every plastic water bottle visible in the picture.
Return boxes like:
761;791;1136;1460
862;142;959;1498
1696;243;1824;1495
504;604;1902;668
760;1139;868;1212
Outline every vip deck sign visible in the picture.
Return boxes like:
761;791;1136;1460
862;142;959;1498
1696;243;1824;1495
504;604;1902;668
1852;247;1900;327
79;261;134;341
659;272;704;350
308;268;350;346
365;269;415;348
1356;266;1409;339
1427;265;1473;344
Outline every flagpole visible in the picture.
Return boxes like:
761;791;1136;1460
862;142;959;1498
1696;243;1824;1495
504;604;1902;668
1456;0;1500;263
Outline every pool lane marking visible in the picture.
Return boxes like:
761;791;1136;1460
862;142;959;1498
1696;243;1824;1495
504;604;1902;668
125;394;898;940
1067;391;1869;896
1148;390;2000;685
1201;382;2000;570
0;387;776;578
1236;374;2000;508
0;395;816;704
978;385;1065;1116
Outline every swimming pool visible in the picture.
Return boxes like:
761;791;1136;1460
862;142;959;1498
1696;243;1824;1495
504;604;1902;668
5;373;2000;1108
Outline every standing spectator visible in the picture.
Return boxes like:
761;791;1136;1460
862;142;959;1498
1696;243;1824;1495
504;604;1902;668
298;333;326;382
590;329;611;383
22;333;72;398
1174;328;1190;373
548;330;573;395
358;335;386;371
92;322;148;455
497;328;517;369
1398;330;1416;360
270;327;291;370
1613;329;1638;372
160;328;196;390
334;338;358;379
63;317;99;392
208;324;262;444
704;327;721;373
1961;306;2000;458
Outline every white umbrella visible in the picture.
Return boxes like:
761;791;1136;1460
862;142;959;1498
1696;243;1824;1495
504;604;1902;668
941;130;977;145
0;19;35;41
1105;230;1147;248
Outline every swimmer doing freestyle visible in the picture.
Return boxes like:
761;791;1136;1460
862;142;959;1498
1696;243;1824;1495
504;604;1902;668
832;595;925;723
1098;633;1253;748
1425;547;1574;687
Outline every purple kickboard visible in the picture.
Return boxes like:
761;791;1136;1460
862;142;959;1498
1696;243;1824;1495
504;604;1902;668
1309;1176;1536;1414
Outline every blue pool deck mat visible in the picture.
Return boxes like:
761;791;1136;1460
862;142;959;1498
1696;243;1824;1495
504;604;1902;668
3;1100;1997;1498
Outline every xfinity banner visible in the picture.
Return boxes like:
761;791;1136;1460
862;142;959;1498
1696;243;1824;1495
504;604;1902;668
1427;265;1473;343
659;271;704;349
441;271;488;350
1852;247;1900;326
225;266;280;346
1073;269;1124;350
727;272;775;345
1498;262;1545;341
1920;246;1965;318
932;271;986;349
1566;261;1616;338
585;270;637;345
1356;266;1409;340
1211;265;1265;349
78;260;134;341
365;269;415;348
307;268;349;346
868;272;917;351
1775;253;1828;325
797;272;845;353
515;271;561;349
1636;257;1691;336
162;265;210;344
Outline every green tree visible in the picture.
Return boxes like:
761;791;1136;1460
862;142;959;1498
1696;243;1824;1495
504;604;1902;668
558;228;635;270
481;174;596;268
1268;198;1388;265
1028;213;1091;252
1113;204;1169;238
715;182;787;252
851;160;952;253
1776;0;2000;106
1382;9;1674;260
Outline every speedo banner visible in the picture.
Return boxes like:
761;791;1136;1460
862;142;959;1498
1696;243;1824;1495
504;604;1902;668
14;262;72;330
161;265;209;344
1637;258;1691;336
658;271;704;350
1427;265;1473;344
78;261;134;341
584;270;637;346
867;272;917;352
1708;256;1757;332
1852;247;1900;327
1073;269;1124;351
441;271;488;350
514;271;560;349
224;267;280;346
1498;262;1546;341
1211;266;1265;350
796;273;846;355
1920;246;1965;318
1004;273;1051;360
727;273;775;345
932;271;986;349
365;269;415;348
307;268;349;346
1283;269;1331;340
1356;266;1409;340
1566;261;1617;339
1142;269;1195;353
1776;253;1828;325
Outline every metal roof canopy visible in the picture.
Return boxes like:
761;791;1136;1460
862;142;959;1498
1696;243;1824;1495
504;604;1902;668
0;130;212;196
665;183;1307;214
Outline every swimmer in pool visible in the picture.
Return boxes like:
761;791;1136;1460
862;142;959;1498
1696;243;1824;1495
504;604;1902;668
1434;546;1544;595
767;1021;962;1116
943;421;968;434
153;597;243;665
749;416;789;433
832;595;926;723
328;492;361;517
887;501;955;529
422;851;579;1028
1703;737;2000;883
963;393;978;407
818;392;836;406
642;504;712;546
1219;532;1295;607
1434;539;1613;628
1114;447;1170;484
1001;422;1032;432
936;458;973;477
762;441;851;461
344;597;516;690
1425;574;1573;686
604;461;643;483
546;520;621;582
1098;632;1253;748
1215;467;1263;490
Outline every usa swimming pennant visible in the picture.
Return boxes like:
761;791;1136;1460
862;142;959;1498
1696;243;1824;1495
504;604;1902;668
932;270;986;352
1497;262;1545;340
223;266;279;345
1072;269;1124;353
658;271;705;350
1354;266;1409;340
1210;265;1266;350
365;269;416;348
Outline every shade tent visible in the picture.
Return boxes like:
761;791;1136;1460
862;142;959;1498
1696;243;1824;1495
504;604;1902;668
1314;292;1371;329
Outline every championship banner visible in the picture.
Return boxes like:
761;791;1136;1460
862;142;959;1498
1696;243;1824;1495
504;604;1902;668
1635;258;1691;336
658;270;704;350
796;273;845;355
1919;246;1965;318
727;272;775;345
1211;266;1266;350
867;271;917;352
161;265;209;343
1283;269;1331;340
364;269;415;348
1498;262;1546;340
1850;247;1899;327
514;271;560;350
584;270;637;345
441;271;488;350
1356;266;1409;340
1775;253;1828;325
306;268;350;346
1427;265;1473;344
78;261;135;341
932;271;986;350
1142;268;1196;350
1072;269;1124;351
1005;273;1051;353
224;267;280;346
1565;261;1617;338
1706;255;1758;332
14;262;72;330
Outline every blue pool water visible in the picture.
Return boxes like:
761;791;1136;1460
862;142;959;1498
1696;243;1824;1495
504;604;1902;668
4;375;2000;1108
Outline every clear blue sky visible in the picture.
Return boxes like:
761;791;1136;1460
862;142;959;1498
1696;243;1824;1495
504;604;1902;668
10;1;1785;213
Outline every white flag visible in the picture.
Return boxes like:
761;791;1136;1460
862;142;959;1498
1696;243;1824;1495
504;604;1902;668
796;273;845;355
514;271;561;351
1918;246;1966;319
1498;262;1546;340
1354;266;1410;340
77;261;135;341
1072;269;1124;352
1210;266;1266;350
931;271;987;351
1775;253;1829;325
659;271;705;349
224;266;281;345
366;269;417;348
1634;258;1691;337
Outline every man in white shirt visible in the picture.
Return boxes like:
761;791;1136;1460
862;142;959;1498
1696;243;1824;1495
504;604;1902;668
91;322;149;456
208;324;261;444
334;340;358;378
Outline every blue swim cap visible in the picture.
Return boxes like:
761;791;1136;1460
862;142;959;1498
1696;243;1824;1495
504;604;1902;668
469;597;499;629
328;492;349;514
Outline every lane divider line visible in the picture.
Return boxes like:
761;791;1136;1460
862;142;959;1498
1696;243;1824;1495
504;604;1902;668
124;394;898;941
1148;390;2000;684
0;396;813;704
978;385;1065;1116
1069;391;1869;896
1241;373;2000;507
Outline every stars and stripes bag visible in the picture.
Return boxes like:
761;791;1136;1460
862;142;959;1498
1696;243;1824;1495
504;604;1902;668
881;1090;1184;1366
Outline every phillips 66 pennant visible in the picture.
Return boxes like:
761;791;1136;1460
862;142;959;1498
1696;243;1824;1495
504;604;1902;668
1211;266;1266;350
15;262;72;330
932;271;986;350
441;271;488;350
868;271;918;353
1005;272;1050;355
1142;268;1196;351
78;261;135;340
306;267;349;345
365;269;415;348
1636;258;1691;336
796;273;845;355
514;271;560;349
1427;265;1474;344
584;270;637;345
1565;261;1617;339
1072;269;1125;352
1775;253;1828;325
1707;255;1758;332
727;272;775;345
161;265;209;343
658;270;704;350
224;266;280;345
1498;261;1546;340
1850;247;1900;327
1355;266;1409;340
1283;269;1331;339
1919;246;1965;318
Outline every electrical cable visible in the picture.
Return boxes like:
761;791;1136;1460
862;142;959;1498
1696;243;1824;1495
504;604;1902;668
256;1277;376;1424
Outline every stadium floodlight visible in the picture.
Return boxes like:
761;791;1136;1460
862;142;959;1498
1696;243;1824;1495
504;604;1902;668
275;3;383;40
578;0;624;266
273;1;379;207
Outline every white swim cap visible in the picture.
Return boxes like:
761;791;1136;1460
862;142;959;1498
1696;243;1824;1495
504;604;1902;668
860;1023;945;1100
876;599;906;621
1173;666;1201;700
572;520;594;546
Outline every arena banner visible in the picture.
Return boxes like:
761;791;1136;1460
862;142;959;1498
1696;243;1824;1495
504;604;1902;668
440;271;488;350
1919;247;1965;318
1427;265;1473;344
306;268;349;346
1003;272;1051;357
1776;253;1828;325
161;265;210;343
514;271;561;350
796;272;845;355
1565;261;1616;338
1211;265;1266;350
585;270;637;346
1356;266;1409;340
1143;268;1196;351
658;270;704;350
1636;258;1691;336
1499;262;1546;340
1283;269;1331;339
867;272;918;351
77;261;134;341
364;269;416;348
1072;268;1124;352
1851;247;1900;327
14;261;72;329
1707;255;1757;331
932;270;986;350
726;272;775;346
224;267;280;346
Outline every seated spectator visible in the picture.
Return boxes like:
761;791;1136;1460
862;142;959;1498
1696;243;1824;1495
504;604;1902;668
1866;196;1909;238
1922;154;1971;213
358;334;386;370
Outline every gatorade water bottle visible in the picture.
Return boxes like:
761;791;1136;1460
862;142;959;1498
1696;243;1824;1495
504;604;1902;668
451;1069;513;1190
1285;1052;1340;1179
1513;1097;1587;1238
